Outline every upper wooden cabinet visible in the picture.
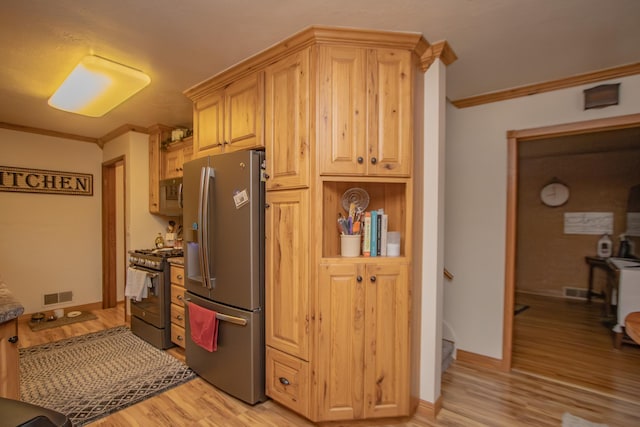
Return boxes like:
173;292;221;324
318;46;413;177
161;137;193;179
192;72;265;158
148;124;172;214
264;48;310;190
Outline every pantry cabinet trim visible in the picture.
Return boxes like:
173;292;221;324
184;26;429;102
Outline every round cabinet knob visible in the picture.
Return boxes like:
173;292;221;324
177;315;183;321
177;274;183;280
177;295;183;301
263;173;270;180
370;275;377;283
8;336;18;344
370;157;377;165
177;335;184;341
279;377;290;386
356;275;363;282
357;156;364;164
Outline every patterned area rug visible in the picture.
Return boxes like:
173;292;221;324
20;326;195;426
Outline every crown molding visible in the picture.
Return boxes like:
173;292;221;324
419;40;457;72
451;62;640;109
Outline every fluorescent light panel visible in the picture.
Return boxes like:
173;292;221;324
48;55;150;117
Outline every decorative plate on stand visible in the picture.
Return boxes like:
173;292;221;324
341;187;370;212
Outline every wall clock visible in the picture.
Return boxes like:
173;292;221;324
540;182;570;207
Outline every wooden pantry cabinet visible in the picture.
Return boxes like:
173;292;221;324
185;26;426;423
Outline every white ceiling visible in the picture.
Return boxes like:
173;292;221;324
2;0;639;140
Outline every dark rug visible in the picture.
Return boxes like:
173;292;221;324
515;304;530;315
28;311;97;331
20;326;195;426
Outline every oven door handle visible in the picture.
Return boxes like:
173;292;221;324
184;298;248;326
198;166;215;290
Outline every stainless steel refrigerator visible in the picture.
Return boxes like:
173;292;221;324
182;149;266;405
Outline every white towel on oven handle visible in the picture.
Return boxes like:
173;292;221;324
125;267;152;302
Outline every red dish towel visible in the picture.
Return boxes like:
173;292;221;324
188;303;219;352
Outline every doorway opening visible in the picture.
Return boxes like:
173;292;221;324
503;113;640;390
102;157;126;311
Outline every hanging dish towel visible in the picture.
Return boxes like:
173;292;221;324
188;302;219;352
125;267;150;301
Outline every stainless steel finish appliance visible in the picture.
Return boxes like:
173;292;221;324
128;248;183;349
159;177;183;216
182;149;266;405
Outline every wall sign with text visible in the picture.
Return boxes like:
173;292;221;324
0;165;93;196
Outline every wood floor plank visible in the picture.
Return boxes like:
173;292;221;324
16;298;640;426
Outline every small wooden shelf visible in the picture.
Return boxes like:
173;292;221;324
322;181;407;258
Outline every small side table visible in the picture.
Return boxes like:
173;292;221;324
584;256;612;303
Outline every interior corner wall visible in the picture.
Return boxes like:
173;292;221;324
102;131;168;255
416;58;446;403
444;74;640;359
0;129;103;314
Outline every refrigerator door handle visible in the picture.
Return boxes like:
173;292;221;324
198;166;215;289
216;313;248;326
184;298;248;326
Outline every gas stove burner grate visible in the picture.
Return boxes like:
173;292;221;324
133;248;184;258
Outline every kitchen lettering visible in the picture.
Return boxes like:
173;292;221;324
0;166;93;196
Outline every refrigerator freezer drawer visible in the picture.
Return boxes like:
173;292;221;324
184;292;265;405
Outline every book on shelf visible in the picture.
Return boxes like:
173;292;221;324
380;212;388;256
370;210;377;257
362;212;371;257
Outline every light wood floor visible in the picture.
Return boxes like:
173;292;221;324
17;300;640;426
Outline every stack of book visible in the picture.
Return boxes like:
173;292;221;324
362;209;389;257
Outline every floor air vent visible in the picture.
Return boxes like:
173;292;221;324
563;287;588;300
43;291;73;306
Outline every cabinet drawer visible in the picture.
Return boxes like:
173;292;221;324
171;324;186;348
171;266;185;286
171;303;185;328
171;285;185;306
266;347;309;418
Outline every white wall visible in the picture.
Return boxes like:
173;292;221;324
102;132;168;253
0;129;103;313
444;74;640;358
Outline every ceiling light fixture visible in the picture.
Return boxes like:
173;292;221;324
48;55;151;117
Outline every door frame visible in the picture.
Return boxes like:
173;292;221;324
502;112;640;369
102;156;126;309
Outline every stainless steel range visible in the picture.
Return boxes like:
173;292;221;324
127;248;183;349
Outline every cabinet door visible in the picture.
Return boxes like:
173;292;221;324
367;48;412;177
225;72;265;152
0;319;19;399
265;49;310;190
363;262;409;418
318;46;367;176
316;262;366;421
193;91;225;157
162;146;183;179
265;189;309;360
148;131;161;213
